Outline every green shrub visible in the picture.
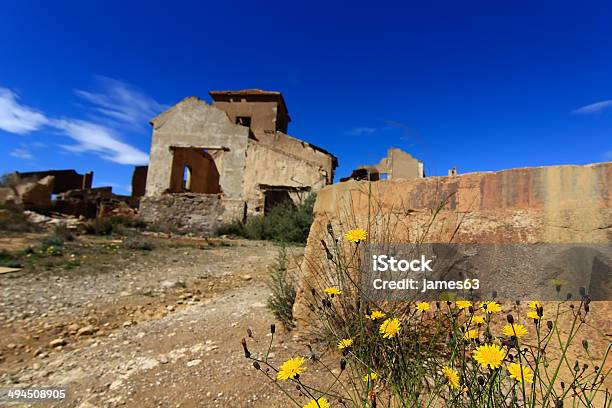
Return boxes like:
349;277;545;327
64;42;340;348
215;220;247;237
83;216;148;236
123;236;154;251
52;223;75;241
0;205;41;233
217;194;315;243
266;246;296;330
39;233;65;256
0;250;22;268
40;234;65;249
83;218;114;235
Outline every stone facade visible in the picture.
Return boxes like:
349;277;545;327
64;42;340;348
140;194;245;233
139;90;337;233
293;162;612;327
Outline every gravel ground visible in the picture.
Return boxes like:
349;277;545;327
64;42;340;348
0;236;318;407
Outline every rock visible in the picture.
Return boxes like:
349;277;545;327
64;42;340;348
77;325;96;336
159;355;169;364
160;280;182;289
241;275;253;281
67;323;80;333
49;338;66;348
186;359;202;367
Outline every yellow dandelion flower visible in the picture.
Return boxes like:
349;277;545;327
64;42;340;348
304;397;330;408
502;324;528;338
324;287;342;296
365;310;386;320
337;338;353;350
507;363;534;383
277;356;305;380
479;301;502;314
379;317;401;339
456;300;472;310
442;366;461;390
473;343;506;369
528;301;541;310
416;302;430;312
344;228;367;243
363;372;378;382
471;315;486;325
464;329;479;340
527;310;544;320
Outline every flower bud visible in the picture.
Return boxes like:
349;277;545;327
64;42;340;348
582;339;588;351
340;358;347;371
547;321;553;331
507;314;514;324
270;324;276;334
241;338;251;358
566;293;572;300
253;361;260;370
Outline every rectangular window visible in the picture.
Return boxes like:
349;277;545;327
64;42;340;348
236;116;251;127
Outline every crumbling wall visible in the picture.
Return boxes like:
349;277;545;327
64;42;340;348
131;166;148;199
16;169;92;194
139;194;245;233
145;97;249;198
243;141;328;215
268;132;336;183
293;162;612;328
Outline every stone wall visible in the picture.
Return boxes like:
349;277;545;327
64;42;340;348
243;141;329;216
139;194;245;234
145;97;249;198
293;162;612;327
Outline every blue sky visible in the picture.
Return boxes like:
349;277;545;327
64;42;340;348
1;1;611;193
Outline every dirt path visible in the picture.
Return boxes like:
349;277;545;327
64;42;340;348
0;238;313;407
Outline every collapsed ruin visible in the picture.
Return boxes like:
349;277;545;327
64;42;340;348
0;169;135;218
340;148;425;182
138;89;338;233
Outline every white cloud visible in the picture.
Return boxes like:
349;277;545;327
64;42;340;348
572;100;612;115
345;127;377;136
75;76;166;127
10;148;34;160
0;88;48;134
0;80;156;166
50;119;149;165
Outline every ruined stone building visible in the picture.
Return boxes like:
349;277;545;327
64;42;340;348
138;89;338;232
340;148;424;182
